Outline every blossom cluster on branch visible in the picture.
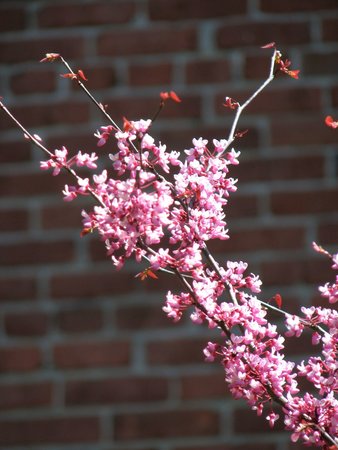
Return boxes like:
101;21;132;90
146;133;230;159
0;45;337;449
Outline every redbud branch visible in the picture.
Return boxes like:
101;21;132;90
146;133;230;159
0;100;105;208
221;49;277;155
59;56;122;133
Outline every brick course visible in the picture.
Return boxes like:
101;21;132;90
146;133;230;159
0;1;337;449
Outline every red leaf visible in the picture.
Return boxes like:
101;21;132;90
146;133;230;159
160;91;181;103
77;69;88;81
273;294;282;309
261;42;276;49
235;129;249;138
60;72;77;80
123;116;133;132
223;96;239;110
169;90;181;103
325;115;338;129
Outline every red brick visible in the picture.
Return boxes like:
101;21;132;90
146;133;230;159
0;36;85;64
230;155;324;183
322;18;338;42
38;1;134;27
226;193;259;219
116;304;171;329
0;208;29;232
115;409;219;440
41;202;84;230
129;62;172;87
51;270;135;299
175;444;276;450
0;140;31;164
332;85;338;107
0;416;99;445
0;100;90;130
216;87;322;116
0;239;74;266
147;338;207;365
317;220;338;245
0;347;41;372
5;312;48;337
0;276;37;302
0;382;52;410
209;226;305;255
104;94;201;121
233;407;283;433
65;376;168;405
260;0;337;12
53;340;130;369
181;373;229;400
270;188;338;215
186;59;231;84
260;257;331;286
217;21;310;49
149;0;247;20
0;6;26;32
58;308;103;333
244;53;274;79
98;27;197;57
0;171;69;197
10;69;56;95
303;51;338;75
271;117;337;146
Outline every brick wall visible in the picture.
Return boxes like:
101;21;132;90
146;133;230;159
0;1;337;449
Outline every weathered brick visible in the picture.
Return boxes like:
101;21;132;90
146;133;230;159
0;6;26;32
0;240;74;266
260;0;337;12
0;208;29;232
233;408;283;433
10;69;56;95
38;1;134;27
0;100;90;130
215;87;322;115
58;308;103;333
0;417;99;445
229;155;324;183
129;62;172;87
5;312;48;336
303;51;338;76
0;382;52;410
270;188;338;215
317;220;338;245
181;373;229;400
0;36;85;64
209;226;305;255
116;304;171;330
0;140;31;164
217;21;310;48
0;347;41;372
53;340;130;369
51;270;135;299
260;257;331;286
41;202;84;230
115;409;219;440
271;117;337;146
65;376;168;405
322;18;338;42
0;276;37;302
186;59;231;84
104;94;201;121
149;0;247;20
98;27;197;56
147;338;207;366
0;171;68;198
